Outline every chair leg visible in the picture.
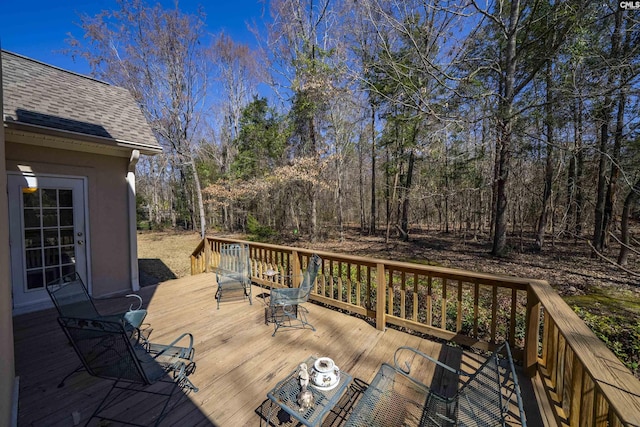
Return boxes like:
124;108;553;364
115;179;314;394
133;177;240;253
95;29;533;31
86;377;184;427
270;305;315;336
57;364;85;388
298;305;316;332
244;283;253;305
215;285;221;309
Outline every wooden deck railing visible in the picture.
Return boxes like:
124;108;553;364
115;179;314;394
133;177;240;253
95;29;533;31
191;236;640;427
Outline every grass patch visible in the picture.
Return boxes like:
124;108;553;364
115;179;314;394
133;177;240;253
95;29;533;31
137;231;202;281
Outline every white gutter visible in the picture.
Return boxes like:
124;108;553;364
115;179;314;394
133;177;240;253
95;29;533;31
128;149;140;292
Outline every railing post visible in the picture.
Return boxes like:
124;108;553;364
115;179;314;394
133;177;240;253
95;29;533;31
204;238;211;273
524;282;541;377
292;250;301;287
376;262;386;331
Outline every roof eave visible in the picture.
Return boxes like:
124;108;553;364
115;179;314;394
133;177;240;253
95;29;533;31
4;120;162;156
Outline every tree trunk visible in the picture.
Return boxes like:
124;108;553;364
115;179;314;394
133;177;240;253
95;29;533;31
603;88;626;248
593;122;609;253
358;122;366;232
593;7;623;254
492;114;513;256
400;149;415;241
535;62;554;251
618;178;640;265
337;156;344;242
309;116;318;241
370;103;377;235
189;158;206;238
575;96;585;239
492;0;519;257
603;14;630;249
385;145;393;243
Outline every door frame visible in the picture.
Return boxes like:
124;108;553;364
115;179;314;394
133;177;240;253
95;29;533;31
8;172;91;314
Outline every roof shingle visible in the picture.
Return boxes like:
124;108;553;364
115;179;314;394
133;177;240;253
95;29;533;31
2;50;159;149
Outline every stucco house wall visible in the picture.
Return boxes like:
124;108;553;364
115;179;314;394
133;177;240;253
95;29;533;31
1;49;161;426
5;142;133;296
0;53;15;427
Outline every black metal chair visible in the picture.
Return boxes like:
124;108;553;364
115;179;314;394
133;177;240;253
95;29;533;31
215;243;252;309
344;343;527;427
57;316;198;427
268;254;322;336
46;272;150;386
46;272;148;329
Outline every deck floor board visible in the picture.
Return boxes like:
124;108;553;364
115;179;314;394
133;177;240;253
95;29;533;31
13;273;533;426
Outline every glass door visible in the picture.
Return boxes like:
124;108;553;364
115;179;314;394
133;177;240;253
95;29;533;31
8;174;88;312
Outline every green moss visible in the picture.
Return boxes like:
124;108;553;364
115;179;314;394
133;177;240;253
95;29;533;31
566;287;640;376
565;288;640;317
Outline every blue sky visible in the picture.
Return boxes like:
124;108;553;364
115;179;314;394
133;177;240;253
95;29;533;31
1;0;266;75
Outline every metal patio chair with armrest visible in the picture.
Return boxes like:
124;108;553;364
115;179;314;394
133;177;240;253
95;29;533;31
57;316;198;427
46;272;150;386
344;343;527;427
46;271;149;330
268;253;322;336
215;243;252;309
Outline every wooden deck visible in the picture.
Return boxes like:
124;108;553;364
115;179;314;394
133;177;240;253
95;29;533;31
13;274;538;426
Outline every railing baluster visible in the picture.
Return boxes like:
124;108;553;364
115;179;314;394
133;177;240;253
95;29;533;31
569;354;583;427
388;268;395;317
510;288;517;348
412;273;418;323
400;271;406;320
427;276;432;327
456;280;462;333
491;286;498;343
473;281;479;339
442;277;448;330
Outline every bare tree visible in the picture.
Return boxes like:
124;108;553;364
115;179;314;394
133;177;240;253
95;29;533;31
261;0;337;240
211;32;262;230
67;0;211;237
469;0;582;256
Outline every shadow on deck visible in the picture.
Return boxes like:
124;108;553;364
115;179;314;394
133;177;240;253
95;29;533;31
13;274;541;426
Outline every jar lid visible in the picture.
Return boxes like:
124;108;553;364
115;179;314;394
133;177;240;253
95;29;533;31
314;357;335;372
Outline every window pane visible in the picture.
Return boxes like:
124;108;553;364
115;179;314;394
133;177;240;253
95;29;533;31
22;190;40;207
41;189;57;207
59;190;73;207
60;229;74;245
45;267;60;286
23;208;41;228
42;209;59;227
26;270;44;290
25;250;42;269
61;246;75;265
61;264;76;277
44;248;60;266
59;209;73;226
43;230;58;247
24;230;42;249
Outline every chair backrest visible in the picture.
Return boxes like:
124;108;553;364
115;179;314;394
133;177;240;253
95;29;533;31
218;243;251;283
455;343;525;426
57;317;156;385
297;254;322;301
47;272;101;319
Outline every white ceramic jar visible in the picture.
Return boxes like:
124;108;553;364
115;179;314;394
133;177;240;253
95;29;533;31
310;357;340;390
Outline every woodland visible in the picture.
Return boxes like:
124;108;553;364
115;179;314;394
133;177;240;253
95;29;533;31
68;0;639;261
69;0;639;371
